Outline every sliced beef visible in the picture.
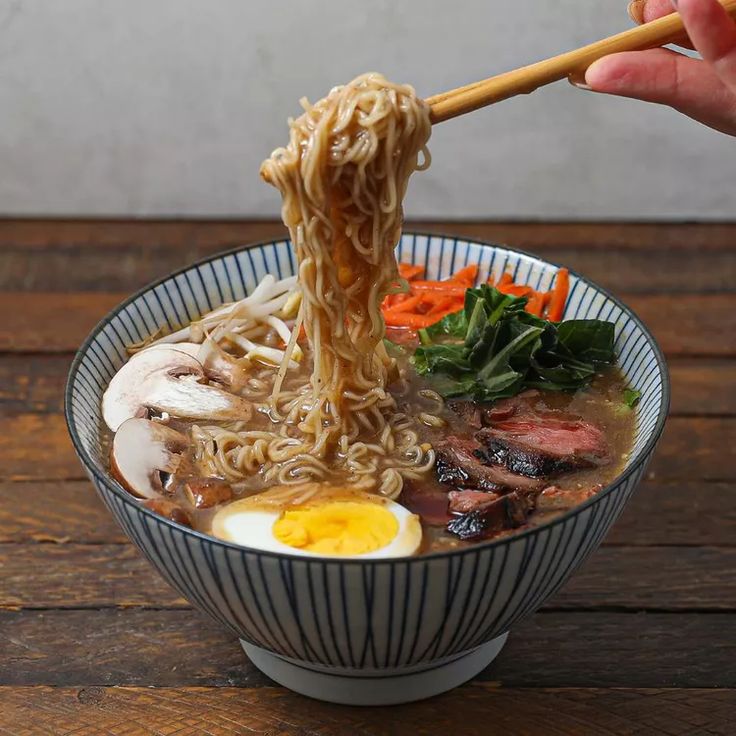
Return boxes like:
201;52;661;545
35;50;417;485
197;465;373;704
448;489;500;514
447;400;481;429
446;491;535;541
537;484;603;511
436;436;545;493
447;391;542;430
477;416;608;479
400;479;452;526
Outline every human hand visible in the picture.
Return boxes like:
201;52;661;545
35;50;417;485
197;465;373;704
578;0;736;136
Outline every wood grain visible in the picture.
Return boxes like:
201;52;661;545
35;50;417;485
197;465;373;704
3;479;734;547
0;543;186;608
1;686;735;736
669;359;736;416
5;291;734;355
606;481;736;547
4;354;734;416
1;414;729;481
0;481;125;543
0;415;80;480
0;355;72;414
5;235;736;295
3;609;735;688
2;219;735;251
3;542;735;611
1;220;733;730
0;293;125;352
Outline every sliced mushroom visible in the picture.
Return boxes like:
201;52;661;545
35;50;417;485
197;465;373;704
148;341;246;390
183;477;234;509
142;498;192;527
102;345;252;431
196;339;249;391
110;418;188;499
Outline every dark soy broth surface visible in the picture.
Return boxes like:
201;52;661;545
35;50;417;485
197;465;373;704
103;336;636;553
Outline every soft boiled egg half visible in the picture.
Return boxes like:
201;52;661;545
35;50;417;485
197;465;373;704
211;485;422;559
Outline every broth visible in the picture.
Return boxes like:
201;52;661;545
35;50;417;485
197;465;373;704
102;333;636;553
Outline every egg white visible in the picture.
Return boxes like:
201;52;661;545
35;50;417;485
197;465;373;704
211;498;422;559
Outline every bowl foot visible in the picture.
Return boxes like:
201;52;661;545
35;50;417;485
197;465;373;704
241;633;508;706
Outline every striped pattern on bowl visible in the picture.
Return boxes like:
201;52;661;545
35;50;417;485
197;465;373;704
65;233;669;672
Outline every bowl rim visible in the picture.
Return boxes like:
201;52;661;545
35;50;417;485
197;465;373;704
65;231;671;564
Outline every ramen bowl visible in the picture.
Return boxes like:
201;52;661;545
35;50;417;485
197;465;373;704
65;233;669;706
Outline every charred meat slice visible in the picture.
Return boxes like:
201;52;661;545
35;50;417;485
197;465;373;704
478;437;577;478
400;479;452;526
448;489;500;514
436;436;545;493
477;416;608;478
447;391;542;430
446;491;536;541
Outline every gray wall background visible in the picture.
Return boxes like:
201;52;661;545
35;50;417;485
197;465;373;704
0;0;733;219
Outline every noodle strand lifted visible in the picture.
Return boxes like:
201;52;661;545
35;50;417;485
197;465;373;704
199;72;434;498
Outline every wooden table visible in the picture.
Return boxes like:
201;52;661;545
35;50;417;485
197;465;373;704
2;219;735;735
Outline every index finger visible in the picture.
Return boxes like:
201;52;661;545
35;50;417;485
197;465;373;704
677;0;736;87
629;0;694;48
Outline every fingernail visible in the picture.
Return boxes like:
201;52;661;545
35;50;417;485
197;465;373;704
627;0;646;24
568;72;591;91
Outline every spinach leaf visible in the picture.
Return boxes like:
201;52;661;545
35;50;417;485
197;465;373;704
410;285;616;401
557;320;616;364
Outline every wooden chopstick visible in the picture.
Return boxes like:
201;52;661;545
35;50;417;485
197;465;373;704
427;0;736;123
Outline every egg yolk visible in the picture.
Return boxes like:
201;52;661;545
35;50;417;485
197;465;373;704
273;501;399;556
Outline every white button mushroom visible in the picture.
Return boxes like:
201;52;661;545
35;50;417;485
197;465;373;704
110;417;188;499
102;345;252;431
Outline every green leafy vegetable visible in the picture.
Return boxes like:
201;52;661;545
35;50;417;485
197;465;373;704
623;388;642;408
410;285;616;402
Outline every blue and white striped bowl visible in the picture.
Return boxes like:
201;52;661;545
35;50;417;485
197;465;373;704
65;233;669;705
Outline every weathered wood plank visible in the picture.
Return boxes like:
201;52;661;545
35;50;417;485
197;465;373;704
2;542;734;611
551;546;736;610
606;481;736;547
669;359;736;416
0;414;729;481
649;417;735;482
0;481;125;543
3;291;734;355
1;686;735;736
2;609;735;688
5;237;736;295
0;355;71;414
3;479;733;548
4;354;733;416
0;293;125;352
0;415;80;480
0;544;186;608
2;219;735;251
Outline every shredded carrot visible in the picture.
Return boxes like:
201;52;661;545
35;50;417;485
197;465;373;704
409;281;467;297
547;268;570;322
498;284;534;298
398;263;424;281
384;311;452;328
541;291;551;317
427;296;462;316
450;264;478;287
382;262;570;329
386;294;422;314
526;292;544;317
